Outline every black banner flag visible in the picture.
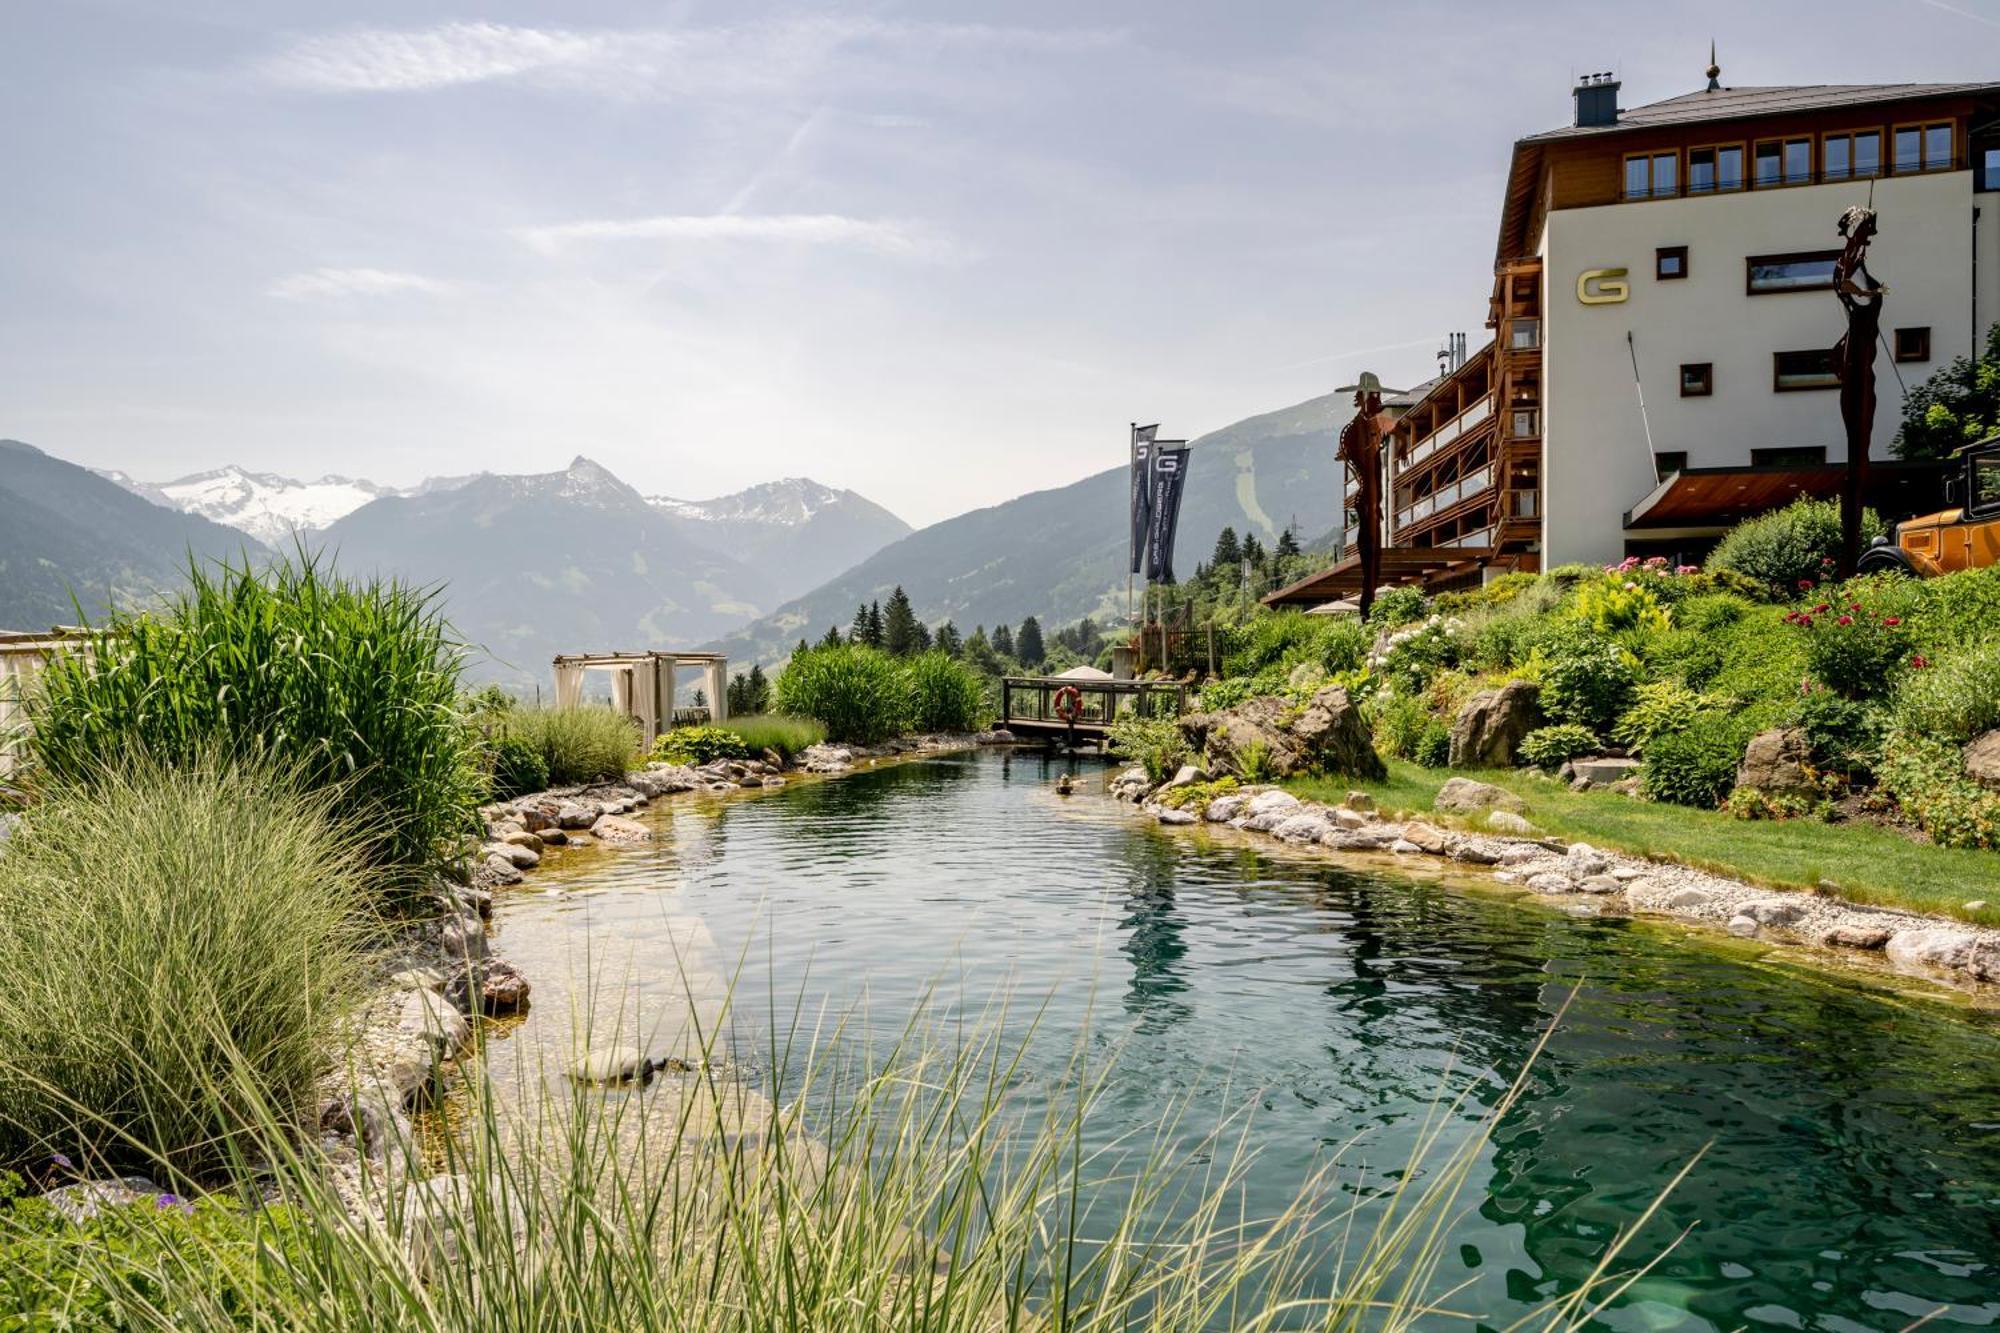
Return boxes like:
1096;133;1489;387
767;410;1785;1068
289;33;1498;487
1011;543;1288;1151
1144;443;1189;584
1128;424;1158;576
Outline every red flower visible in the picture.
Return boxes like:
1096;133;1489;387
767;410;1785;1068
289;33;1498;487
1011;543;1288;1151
1814;603;1831;614
1837;615;1853;626
1799;615;1814;628
1821;556;1836;567
1798;578;1816;589
1882;616;1901;626
1911;654;1930;669
1849;602;1863;613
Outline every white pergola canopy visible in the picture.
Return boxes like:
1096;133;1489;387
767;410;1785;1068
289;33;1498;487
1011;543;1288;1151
550;651;729;745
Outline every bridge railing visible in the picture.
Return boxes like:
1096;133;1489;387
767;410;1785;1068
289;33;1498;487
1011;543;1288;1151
997;676;1188;732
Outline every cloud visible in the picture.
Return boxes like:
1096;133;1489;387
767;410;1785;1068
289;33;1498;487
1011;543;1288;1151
515;214;958;260
268;267;454;299
260;18;1122;97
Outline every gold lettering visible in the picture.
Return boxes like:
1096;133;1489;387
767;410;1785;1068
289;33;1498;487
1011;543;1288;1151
1577;267;1630;304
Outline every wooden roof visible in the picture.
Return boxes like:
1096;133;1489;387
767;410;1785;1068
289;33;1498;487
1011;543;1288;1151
1263;548;1498;607
1623;462;1949;531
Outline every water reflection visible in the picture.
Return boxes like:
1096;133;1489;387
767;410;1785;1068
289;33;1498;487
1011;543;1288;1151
493;748;2000;1332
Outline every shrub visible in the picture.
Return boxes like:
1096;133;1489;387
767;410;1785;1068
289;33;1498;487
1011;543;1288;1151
1155;775;1237;810
1413;723;1451;769
1223;611;1366;679
776;644;911;744
1371;691;1437;762
505;706;639;786
1372;617;1464;695
1107;714;1189;783
1365;586;1427;628
653;725;750;767
0;761;369;1181
724;714;828;761
487;734;549;799
1537;637;1639;733
25;553;480;899
1790;684;1888;775
1571;573;1671;635
1611;681;1729;755
1707;497;1884;597
1784;593;1914;699
1641;712;1751;808
1877;735;2000;850
1891;641;2000;745
1904;566;2000;654
902;652;986;733
1518;724;1600;770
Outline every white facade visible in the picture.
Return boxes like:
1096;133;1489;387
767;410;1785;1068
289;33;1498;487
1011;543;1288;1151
1537;167;1993;565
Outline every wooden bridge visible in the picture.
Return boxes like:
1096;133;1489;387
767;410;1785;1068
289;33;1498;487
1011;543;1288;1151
996;675;1190;748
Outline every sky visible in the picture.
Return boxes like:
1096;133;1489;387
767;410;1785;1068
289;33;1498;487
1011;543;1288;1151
4;1;1997;527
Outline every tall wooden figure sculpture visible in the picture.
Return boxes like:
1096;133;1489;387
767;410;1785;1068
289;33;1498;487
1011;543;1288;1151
1337;372;1395;618
1831;205;1884;578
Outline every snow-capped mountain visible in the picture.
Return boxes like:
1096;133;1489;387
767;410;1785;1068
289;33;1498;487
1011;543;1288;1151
648;478;911;602
95;465;479;548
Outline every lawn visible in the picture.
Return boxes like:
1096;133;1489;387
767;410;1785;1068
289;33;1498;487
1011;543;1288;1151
1288;760;2000;927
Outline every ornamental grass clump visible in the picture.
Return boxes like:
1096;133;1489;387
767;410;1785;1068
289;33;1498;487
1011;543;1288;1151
25;552;480;903
775;644;911;744
0;759;369;1183
901;650;986;732
503;705;640;786
722;714;827;761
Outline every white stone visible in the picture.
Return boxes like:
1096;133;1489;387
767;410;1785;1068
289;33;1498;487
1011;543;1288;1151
1526;872;1575;894
1272;812;1333;843
1485;810;1534;835
1726;915;1760;937
1156;807;1198;826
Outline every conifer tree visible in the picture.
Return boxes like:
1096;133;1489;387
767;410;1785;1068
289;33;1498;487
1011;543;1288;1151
1276;526;1301;559
1016;616;1045;668
935;621;963;657
818;625;843;649
866;601;885;649
849;603;871;645
795;637;811;659
1241;532;1265;568
910;619;932;653
1211;526;1241;568
883;586;919;656
746;663;770;713
992;622;1015;657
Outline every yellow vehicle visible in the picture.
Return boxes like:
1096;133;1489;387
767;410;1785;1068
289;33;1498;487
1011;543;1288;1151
1860;435;2000;576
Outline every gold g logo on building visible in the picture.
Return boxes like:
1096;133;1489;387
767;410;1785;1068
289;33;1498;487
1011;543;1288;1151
1576;267;1630;305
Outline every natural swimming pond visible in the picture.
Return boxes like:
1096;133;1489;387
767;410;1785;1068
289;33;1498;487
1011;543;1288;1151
492;748;2000;1331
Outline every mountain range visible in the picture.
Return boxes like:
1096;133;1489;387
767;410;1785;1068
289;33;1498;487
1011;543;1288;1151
1;441;263;630
6;391;1345;682
713;393;1346;665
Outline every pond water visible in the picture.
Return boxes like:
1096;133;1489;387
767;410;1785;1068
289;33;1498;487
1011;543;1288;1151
491;748;2000;1331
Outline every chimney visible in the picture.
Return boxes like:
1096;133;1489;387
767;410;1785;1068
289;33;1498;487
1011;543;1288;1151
1572;71;1620;129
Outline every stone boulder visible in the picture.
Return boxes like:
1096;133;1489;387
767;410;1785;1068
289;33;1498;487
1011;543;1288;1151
1433;777;1525;816
1182;685;1383;782
1736;727;1815;797
1964;730;2000;789
1448;680;1542;769
590;814;651;844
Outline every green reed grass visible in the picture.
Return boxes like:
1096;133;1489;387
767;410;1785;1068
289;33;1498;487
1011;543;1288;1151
719;714;827;762
24;551;481;903
0;759;372;1183
500;705;642;787
0;960;1688;1331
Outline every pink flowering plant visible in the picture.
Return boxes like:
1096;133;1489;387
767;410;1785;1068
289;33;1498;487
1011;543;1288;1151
1782;586;1916;699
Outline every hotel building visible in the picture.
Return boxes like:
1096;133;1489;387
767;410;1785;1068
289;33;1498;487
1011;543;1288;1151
1275;68;2000;603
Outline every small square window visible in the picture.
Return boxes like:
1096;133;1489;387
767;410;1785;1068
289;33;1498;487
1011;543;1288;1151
1655;451;1688;481
1679;363;1712;397
1657;246;1689;280
1895;327;1931;363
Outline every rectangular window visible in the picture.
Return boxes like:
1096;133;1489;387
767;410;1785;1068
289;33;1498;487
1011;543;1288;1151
1982;145;2000;192
1772;351;1839;393
1822;130;1882;181
1895;326;1931;362
1656;246;1688;280
1509;319;1541;350
1972;453;2000;516
1679;363;1712;397
1895;122;1954;173
1755;137;1812;187
1747;250;1841;295
1655;451;1688;481
1623;151;1679;200
1687;144;1744;193
1511;408;1539;438
1752;446;1829;466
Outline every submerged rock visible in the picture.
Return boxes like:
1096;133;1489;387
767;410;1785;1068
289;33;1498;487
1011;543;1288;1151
590;814;651;844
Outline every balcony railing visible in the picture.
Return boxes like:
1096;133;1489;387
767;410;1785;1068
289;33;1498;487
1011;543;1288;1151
1394;464;1495;534
1401;395;1493;472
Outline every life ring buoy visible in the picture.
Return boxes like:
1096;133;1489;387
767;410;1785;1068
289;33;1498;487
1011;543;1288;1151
1052;686;1084;723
